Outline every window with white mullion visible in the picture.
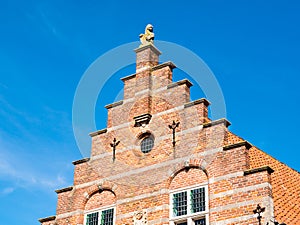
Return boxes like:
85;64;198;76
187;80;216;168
172;187;207;217
174;218;205;225
190;187;206;213
171;186;208;225
85;208;115;225
177;222;188;225
100;208;114;225
194;218;206;225
86;212;99;225
173;191;188;216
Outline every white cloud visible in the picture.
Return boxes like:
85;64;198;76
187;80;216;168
40;174;67;189
0;142;70;193
1;187;15;195
0;91;76;196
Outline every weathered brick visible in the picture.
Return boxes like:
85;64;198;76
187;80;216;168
39;43;299;225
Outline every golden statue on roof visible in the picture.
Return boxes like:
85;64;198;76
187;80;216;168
139;24;154;46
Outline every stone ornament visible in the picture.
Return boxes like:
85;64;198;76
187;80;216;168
133;210;147;225
139;24;154;46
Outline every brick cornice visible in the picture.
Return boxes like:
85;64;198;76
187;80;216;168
244;166;274;175
121;73;136;82
105;100;123;109
167;79;193;89
184;98;210;108
152;61;176;71
223;141;252;151
72;158;90;165
134;43;162;55
203;118;231;128
89;128;107;137
38;216;56;223
55;186;73;194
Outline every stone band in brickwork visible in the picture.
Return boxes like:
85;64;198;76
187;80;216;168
39;41;299;225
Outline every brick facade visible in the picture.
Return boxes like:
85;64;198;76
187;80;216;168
39;43;300;225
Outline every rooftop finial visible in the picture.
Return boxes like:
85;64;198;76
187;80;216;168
139;24;154;46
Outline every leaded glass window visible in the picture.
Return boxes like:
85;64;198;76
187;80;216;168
86;212;99;225
173;191;188;216
194;218;206;225
171;186;208;225
191;187;206;213
86;208;114;225
141;136;154;153
101;208;114;225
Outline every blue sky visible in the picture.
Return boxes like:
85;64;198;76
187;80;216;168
0;1;299;225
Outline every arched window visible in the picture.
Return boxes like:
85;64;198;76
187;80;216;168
85;208;114;225
169;168;209;225
170;185;208;225
84;190;116;225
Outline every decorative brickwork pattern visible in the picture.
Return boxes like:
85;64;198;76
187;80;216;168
39;43;299;225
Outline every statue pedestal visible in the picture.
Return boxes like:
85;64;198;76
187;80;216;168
134;43;161;72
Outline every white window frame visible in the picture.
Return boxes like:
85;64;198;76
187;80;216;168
84;205;116;225
169;184;209;225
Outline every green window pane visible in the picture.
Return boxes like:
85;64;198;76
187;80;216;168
86;212;99;225
173;191;187;216
100;208;114;225
191;188;205;213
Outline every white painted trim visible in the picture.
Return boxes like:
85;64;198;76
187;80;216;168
84;205;116;225
170;216;208;225
169;185;209;223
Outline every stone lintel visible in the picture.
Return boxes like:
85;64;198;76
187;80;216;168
38;216;56;223
152;61;177;71
134;113;152;127
55;186;73;194
244;166;274;176
134;43;162;55
223;141;252;151
105;100;123;109
184;98;210;108
89;128;107;137
72;158;90;165
203;118;231;128
167;79;193;89
121;73;136;82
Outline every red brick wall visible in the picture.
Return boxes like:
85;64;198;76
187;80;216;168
170;168;208;190
40;44;298;225
85;190;116;211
